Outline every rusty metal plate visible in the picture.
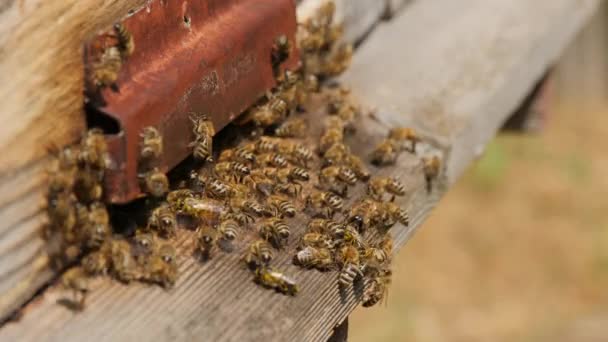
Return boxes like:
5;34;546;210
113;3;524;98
84;0;300;204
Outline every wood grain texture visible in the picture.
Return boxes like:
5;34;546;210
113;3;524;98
0;0;597;340
0;0;391;319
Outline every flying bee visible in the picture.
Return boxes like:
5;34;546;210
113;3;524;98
82;249;109;276
218;218;239;242
274;117;307;138
79;128;110;170
243;239;274;270
300;232;333;250
266;195;296;218
113;23;134;59
259;218;290;249
319;128;344;155
271;34;291;68
143;243;178;288
140;126;163;160
92;46;122;90
218;146;256;164
367;176;406;201
337;245;363;287
189;114;215;162
141;168;169;197
214;161;251;182
362;270;391;307
423;155;441;192
132;231;157;264
256;153;288;168
254;267;299;296
305;191;343;218
108;239;140;283
294;246;334;270
147;203;177;237
388;127;421;153
80;202;111;249
205;177;234;200
197;225;218;260
276;167;310;183
274;181;303;198
371;139;400;166
61;267;89;310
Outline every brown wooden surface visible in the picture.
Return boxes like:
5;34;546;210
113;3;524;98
0;0;390;319
0;0;597;341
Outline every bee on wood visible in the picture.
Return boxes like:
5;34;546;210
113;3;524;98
294;246;334;270
249;97;289;127
378;201;409;230
271;34;291;68
178;197;226;227
340;224;367;251
92;46;122;91
61;267;89;310
322;142;349;166
218;218;239;242
300;232;334;250
336;245;363;287
114;23;134;59
370;139;400;166
362;269;391;307
80;202;111;249
320;165;358;186
205;177;234;200
108;239;140;283
388;127;421;153
274;181;303;198
363;242;391;271
253;137;279;154
259;218;290;249
132;231;157;264
140;126;163;161
72;170;103;204
266;195;296;218
230;196;265;218
276;167;310;183
82;249;109;276
305;191;343;218
319;128;344;155
274;117;307;138
254;267;299;296
147;203;177;237
423;155;441;192
141;168;169;198
214;161;251;183
256;153;288;168
367;176;406;201
347;198;380;232
167;189;196;210
243;172;275;197
218;147;256;164
47;193;78;238
306;218;343;236
243;239;274;270
143;243;178;288
344;154;370;181
79;128;110;170
197;225;218;260
190;114;215;162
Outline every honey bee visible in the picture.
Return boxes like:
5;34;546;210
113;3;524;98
277;142;314;168
143;243;178;288
254;267;299;296
341;224;366;250
218;218;239;242
274;181;303;198
196;225;218;260
132;231;157;263
141;168;169;197
388;127;421;153
319;128;344;155
323;44;353;77
205;177;234;200
82;249;109;276
214;161;251;182
250;97;289;127
230;196;265;218
362;269;391;307
363;238;392;270
190;114;215;162
259;218;290;249
378;201;409;229
61;267;89;310
167;188;195;208
305;191;343;218
243;172;274;197
47;193;77;237
266;195;296;218
306;218;344;237
140;126;163;160
108;239;139;283
243;239;274;270
298;17;325;52
423;155;441;192
367;176;406;201
276;167;310;183
370;139;399;166
218;147;256;164
293;246;334;270
320;165;358;186
72;170;103;204
347;198;380;232
322;142;349;166
344;154;371;181
147;203;177;237
92;46;122;90
79;128;110;170
80;202;111;249
336;245;363;287
300;232;333;250
274;117;307;138
254;136;279;153
114;23;134;59
271;34;291;68
256;153;288;168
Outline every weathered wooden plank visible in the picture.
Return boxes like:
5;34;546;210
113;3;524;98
0;0;596;340
0;0;392;319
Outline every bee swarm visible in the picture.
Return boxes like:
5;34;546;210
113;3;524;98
45;1;441;310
